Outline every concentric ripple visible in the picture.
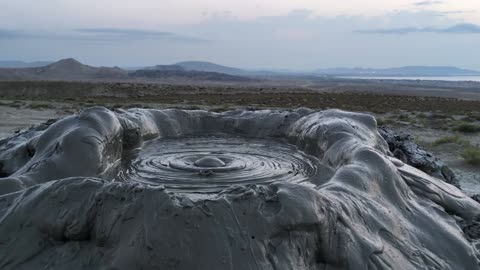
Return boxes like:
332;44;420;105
116;135;328;193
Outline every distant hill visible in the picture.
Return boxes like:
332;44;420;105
3;58;477;82
130;69;256;82
0;58;128;81
314;66;480;76
175;61;247;76
0;61;52;68
145;65;186;71
0;59;257;83
152;62;480;77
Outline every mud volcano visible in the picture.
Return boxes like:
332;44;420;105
0;107;479;269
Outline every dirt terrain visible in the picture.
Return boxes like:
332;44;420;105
1;80;480;112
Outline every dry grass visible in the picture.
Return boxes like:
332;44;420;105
432;135;461;146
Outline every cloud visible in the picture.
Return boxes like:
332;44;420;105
357;23;480;34
0;28;208;43
441;23;480;33
2;9;479;70
414;0;443;6
75;28;208;43
0;30;18;39
0;29;35;39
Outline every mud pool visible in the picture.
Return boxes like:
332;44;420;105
117;136;331;193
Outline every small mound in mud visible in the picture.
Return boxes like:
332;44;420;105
0;107;479;269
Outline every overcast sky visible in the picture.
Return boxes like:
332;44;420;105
1;0;479;70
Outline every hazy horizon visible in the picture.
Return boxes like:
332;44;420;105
2;58;480;73
1;0;479;70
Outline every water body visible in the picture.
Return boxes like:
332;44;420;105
338;75;480;82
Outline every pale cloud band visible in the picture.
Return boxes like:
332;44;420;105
414;1;443;6
358;23;480;34
2;0;480;28
0;28;208;43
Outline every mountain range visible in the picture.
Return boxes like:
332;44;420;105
167;62;480;77
0;59;479;82
0;59;255;82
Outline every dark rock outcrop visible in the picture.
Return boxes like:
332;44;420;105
378;126;460;187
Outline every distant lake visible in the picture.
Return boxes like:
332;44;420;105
337;76;480;82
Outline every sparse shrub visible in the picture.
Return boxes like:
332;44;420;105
183;105;201;110
430;113;451;119
460;116;477;123
384;119;396;125
398;114;410;121
8;100;24;108
455;123;480;133
459;139;472;147
124;104;144;109
211;105;232;113
466;112;480;121
110;104;123;110
27;103;53;110
376;118;385;126
462;146;480;166
432;135;460;146
416;113;427;119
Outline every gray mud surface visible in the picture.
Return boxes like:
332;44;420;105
0;107;479;269
117;135;330;193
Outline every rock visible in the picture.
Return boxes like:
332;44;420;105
378;126;460;188
463;221;480;240
471;194;480;204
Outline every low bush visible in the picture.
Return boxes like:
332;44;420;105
398;114;410;121
432;135;460;146
416;112;427;119
460;116;477;123
466;112;480;121
455;123;480;133
462;146;480;166
27;103;53;110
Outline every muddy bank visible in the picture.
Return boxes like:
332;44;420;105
0;108;478;269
